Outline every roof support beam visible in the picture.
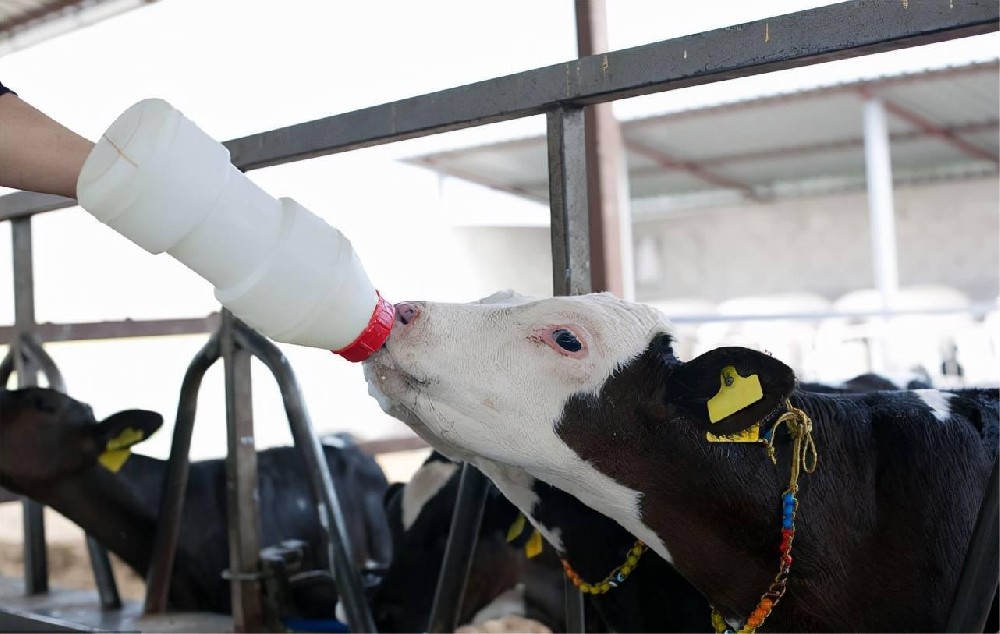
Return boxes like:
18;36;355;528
626;139;763;200
860;88;1000;165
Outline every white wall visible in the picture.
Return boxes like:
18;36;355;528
632;176;999;303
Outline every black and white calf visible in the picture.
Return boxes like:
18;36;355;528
364;292;998;632
0;387;392;615
367;451;554;632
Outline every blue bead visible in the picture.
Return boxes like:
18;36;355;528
783;517;794;529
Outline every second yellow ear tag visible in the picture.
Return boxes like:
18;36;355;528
524;530;543;559
705;366;763;443
506;514;527;543
98;427;147;473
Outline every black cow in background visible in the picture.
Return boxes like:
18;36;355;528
366;451;565;632
0;387;392;615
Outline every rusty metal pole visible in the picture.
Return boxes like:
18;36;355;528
220;310;265;631
575;0;631;299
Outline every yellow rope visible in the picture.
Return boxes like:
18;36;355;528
712;400;818;634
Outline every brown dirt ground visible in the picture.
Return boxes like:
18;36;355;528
0;503;147;600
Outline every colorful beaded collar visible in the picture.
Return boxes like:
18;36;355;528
709;398;819;634
561;539;648;595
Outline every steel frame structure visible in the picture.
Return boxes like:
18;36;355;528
1;1;997;632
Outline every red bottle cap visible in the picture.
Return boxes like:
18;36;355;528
332;291;395;362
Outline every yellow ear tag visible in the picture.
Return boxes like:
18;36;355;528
524;530;543;559
506;514;527;543
98;427;146;473
706;366;763;443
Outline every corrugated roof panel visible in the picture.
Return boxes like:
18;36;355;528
625;92;905;162
409;61;999;208
877;67;999;126
630;171;711;198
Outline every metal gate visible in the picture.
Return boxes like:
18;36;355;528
1;2;997;632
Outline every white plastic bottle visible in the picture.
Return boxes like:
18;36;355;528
76;99;393;361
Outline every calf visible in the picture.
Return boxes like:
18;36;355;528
365;292;998;632
368;451;550;632
0;387;392;615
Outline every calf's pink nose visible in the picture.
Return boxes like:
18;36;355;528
396;302;420;326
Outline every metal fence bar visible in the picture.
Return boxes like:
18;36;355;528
17;334;123;610
220;311;265;632
0;191;73;222
547;105;591;631
548;107;592;297
0;347;15;388
220;0;996;171
426;463;491;634
11;217;47;596
0;314;221;345
1;304;994;348
17;335;64;392
143;332;222;614
231;320;376;633
0;1;992;228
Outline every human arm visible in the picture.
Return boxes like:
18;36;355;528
0;84;94;199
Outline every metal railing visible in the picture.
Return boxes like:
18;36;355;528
2;1;997;632
1;334;122;611
140;313;376;632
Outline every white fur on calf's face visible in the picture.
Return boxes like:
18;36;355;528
365;293;671;470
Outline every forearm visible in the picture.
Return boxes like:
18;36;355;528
0;93;94;199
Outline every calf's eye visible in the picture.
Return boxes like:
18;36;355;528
553;329;582;352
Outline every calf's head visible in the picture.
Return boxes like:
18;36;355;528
365;292;795;473
365;292;674;466
0;387;162;490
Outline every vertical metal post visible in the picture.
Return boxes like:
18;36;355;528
11;217;47;595
547;105;591;632
575;0;631;300
863;97;899;372
863;97;901;304
426;463;490;634
18;334;121;609
548;107;593;297
220;310;264;631
143;333;221;614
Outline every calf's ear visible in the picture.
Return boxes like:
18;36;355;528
664;347;795;437
92;410;163;472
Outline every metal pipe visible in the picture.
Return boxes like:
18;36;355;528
12;216;47;595
548;103;592;633
221;311;265;632
426;463;490;634
862;97;900;373
232;320;376;633
945;456;999;633
548;107;592;297
84;537;122;610
143;332;222;614
564;577;586;634
19;333;122;609
0;348;14;387
18;334;65;392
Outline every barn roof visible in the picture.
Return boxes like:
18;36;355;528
406;60;999;217
0;0;153;55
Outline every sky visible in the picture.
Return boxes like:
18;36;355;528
1;0;996;460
